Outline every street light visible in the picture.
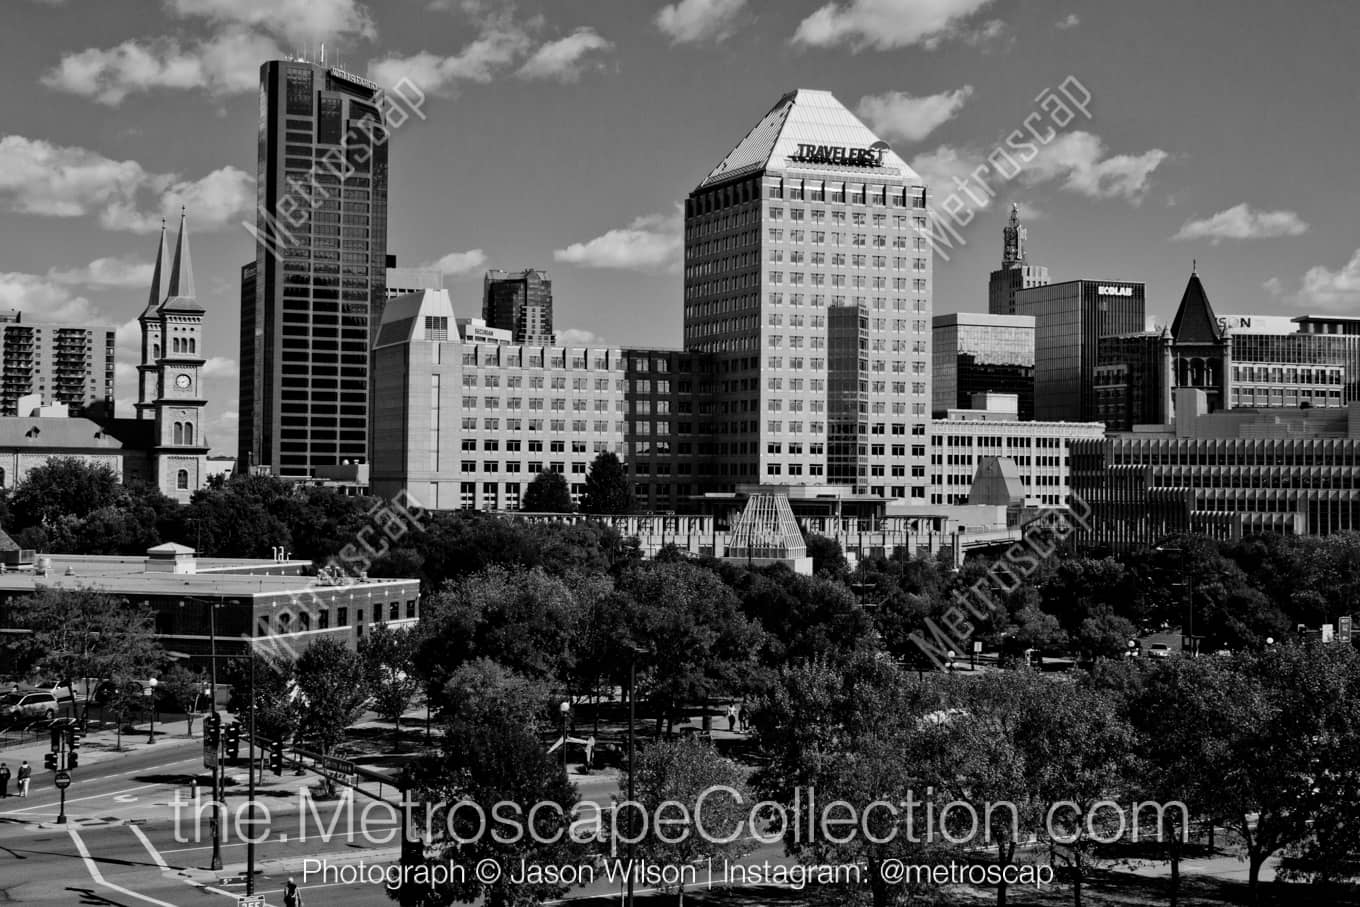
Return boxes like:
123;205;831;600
622;642;649;907
946;650;957;673
558;701;570;775
1266;636;1275;647
1127;639;1138;658
146;677;158;744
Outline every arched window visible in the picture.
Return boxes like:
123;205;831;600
153;343;160;358
173;338;181;353
0;466;6;489
176;469;189;490
184;424;194;445
173;423;183;445
189;338;196;354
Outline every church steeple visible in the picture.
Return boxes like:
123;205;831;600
141;219;169;319
1001;202;1027;267
166;208;195;299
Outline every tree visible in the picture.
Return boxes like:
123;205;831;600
158;663;207;737
804;533;848;577
293;639;369;795
522;470;574;513
626;738;753;905
9;458;123;529
579;452;634;514
12;587;162;718
394;664;581;907
222;652;299;743
1075;609;1138;662
359;624;421;748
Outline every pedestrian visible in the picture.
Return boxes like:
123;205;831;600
738;704;748;733
17;760;31;797
0;762;9;798
726;703;737;732
283;876;302;907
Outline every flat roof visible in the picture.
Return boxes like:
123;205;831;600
27;554;314;577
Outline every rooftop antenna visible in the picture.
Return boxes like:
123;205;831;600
320;42;326;65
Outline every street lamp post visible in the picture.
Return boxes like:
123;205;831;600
1156;544;1197;657
558;701;570;775
146;677;158;744
623;643;648;907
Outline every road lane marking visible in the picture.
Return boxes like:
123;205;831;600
1;784;158;814
129;823;240;900
68;824;180;907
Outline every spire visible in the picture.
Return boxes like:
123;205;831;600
1002;202;1026;267
167;207;195;299
141;219;170;319
1170;267;1223;343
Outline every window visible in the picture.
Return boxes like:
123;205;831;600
176;469;189;490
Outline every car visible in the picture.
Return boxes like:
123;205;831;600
35;679;74;701
0;689;59;723
1148;643;1172;658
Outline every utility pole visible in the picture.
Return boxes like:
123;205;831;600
246;652;257;895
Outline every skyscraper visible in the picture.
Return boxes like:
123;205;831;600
0;312;115;418
483;269;554;344
684;89;932;498
931;313;1035;418
988;204;1049;315
239;59;389;475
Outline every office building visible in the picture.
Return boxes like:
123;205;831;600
987;204;1049;316
0;215;208;501
1095;271;1360;428
240;58;389;477
930;393;1103;507
1073;388;1360;549
1015;279;1146;422
685;88;932;498
932;313;1034;418
0;312;115;418
483;269;554;344
0;544;418;659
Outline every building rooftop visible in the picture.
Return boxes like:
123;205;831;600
933;312;1035;328
699;88;919;189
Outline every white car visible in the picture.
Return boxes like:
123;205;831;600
1148;643;1172;658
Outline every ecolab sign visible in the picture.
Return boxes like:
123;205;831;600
1098;285;1134;297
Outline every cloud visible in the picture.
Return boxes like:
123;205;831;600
912;131;1167;207
1024;131;1168;202
792;0;998;51
962;17;1007;47
1055;13;1080;29
0;272;104;324
1172;204;1309;243
1270;248;1360;312
0;136;252;233
656;0;746;44
165;0;375;43
856;86;974;144
557;328;607;346
48;257;155;288
370;22;532;94
42;28;283;104
201;356;239;378
429;249;488;275
516;28;612;82
554;210;682;272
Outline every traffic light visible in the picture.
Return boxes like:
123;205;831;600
44;752;57;771
67;751;78;769
205;712;221;748
224;723;240;760
68;728;81;751
50;727;62;752
269;739;283;776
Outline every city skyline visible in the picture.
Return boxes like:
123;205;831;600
3;0;1358;456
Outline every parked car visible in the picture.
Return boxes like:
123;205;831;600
1148;643;1172;658
35;679;74;701
1;689;59;722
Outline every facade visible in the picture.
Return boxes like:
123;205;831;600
0;312;115;418
1231;315;1360;409
240;59;389;477
1073;388;1360;550
0;545;418;660
685;88;932;498
932;312;1035;418
1015;279;1146;422
1095;330;1172;430
483;269;554;344
930;394;1104;507
987;204;1049;316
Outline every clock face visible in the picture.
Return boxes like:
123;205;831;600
175;374;192;390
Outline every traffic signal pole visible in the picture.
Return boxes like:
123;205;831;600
246;652;256;896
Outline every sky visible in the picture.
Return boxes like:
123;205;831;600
2;0;1358;457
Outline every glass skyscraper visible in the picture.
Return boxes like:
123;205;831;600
931;313;1035;418
239;59;389;475
483;269;554;344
